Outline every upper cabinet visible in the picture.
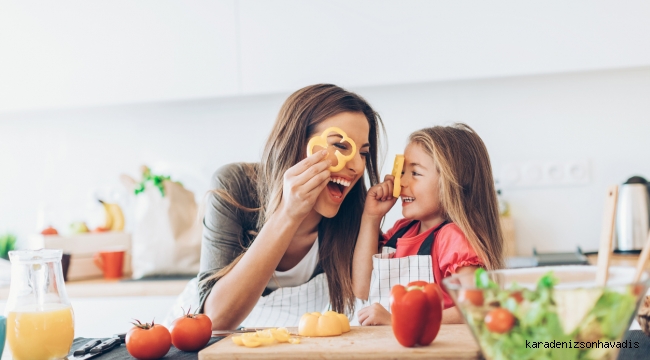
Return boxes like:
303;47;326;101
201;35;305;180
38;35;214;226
0;0;239;112
237;0;650;94
2;1;650;112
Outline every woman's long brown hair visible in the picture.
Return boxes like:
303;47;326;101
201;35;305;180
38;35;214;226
409;124;504;270
203;84;384;314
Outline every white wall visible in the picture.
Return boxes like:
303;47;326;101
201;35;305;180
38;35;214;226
0;0;239;111
2;0;650;112
2;66;649;255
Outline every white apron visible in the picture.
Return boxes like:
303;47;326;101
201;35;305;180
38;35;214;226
240;272;330;327
353;221;448;323
164;270;329;328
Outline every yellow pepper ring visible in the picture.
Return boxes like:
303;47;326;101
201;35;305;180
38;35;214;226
306;127;357;173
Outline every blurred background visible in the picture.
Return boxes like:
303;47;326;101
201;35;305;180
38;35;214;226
1;0;650;257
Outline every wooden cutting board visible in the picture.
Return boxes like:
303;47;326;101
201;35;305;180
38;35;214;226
199;325;482;359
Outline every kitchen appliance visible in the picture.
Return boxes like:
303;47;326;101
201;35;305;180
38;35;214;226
615;176;650;252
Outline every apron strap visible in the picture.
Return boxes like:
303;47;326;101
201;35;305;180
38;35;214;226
383;220;419;249
416;220;450;256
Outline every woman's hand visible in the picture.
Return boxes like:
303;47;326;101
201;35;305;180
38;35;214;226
279;150;331;221
357;303;392;325
364;175;398;219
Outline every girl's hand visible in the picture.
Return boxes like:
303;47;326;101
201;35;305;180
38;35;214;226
357;303;392;326
279;150;331;221
364;175;398;218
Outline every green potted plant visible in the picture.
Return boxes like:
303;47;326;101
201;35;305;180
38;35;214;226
0;233;16;260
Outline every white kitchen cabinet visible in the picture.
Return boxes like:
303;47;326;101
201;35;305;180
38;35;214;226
237;0;650;94
0;0;239;112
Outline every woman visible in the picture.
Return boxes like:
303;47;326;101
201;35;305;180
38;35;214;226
198;84;384;329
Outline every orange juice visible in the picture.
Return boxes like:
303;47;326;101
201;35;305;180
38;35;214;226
7;303;74;360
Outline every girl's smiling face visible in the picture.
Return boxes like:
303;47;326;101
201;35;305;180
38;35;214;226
400;142;445;227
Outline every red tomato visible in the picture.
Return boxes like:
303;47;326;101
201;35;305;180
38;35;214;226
126;320;171;360
485;308;515;334
458;289;484;306
170;312;213;352
633;283;644;297
510;291;524;303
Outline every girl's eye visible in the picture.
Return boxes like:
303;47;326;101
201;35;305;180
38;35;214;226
360;152;369;158
333;143;348;150
412;171;421;176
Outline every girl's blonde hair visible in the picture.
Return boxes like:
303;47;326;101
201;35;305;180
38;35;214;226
409;123;504;270
203;84;385;314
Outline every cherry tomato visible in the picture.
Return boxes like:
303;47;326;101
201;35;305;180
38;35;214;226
170;311;213;352
126;320;171;360
510;291;524;303
458;289;484;306
485;308;515;334
633;283;645;297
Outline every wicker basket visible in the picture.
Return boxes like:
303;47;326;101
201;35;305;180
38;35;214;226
639;295;650;337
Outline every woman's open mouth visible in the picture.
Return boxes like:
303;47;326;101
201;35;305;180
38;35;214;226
327;176;351;203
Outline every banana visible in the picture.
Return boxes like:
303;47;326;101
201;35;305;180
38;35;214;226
98;200;114;230
98;200;125;231
107;203;124;231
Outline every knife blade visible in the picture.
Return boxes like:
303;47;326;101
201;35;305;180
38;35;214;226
211;328;260;337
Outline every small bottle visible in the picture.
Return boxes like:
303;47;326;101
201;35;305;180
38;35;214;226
497;188;510;217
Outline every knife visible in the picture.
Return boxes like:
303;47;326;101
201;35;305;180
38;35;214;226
70;338;122;360
72;339;102;357
212;328;261;337
89;338;121;354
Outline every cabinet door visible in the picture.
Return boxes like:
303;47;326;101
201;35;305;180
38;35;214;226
0;0;239;112
237;0;650;94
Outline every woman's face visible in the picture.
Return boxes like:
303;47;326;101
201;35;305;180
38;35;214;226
310;111;370;218
400;142;443;222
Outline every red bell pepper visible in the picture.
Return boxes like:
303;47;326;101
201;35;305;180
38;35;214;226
390;281;444;347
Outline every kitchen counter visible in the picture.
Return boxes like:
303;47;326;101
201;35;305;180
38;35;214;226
586;252;648;269
0;276;189;299
57;328;650;360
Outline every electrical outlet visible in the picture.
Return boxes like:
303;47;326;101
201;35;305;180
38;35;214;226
498;160;590;189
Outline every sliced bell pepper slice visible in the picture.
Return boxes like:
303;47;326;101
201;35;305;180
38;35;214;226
306;127;357;173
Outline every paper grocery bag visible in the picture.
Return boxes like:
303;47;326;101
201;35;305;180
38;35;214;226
128;178;202;279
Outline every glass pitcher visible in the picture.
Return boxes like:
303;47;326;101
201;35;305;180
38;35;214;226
5;249;75;360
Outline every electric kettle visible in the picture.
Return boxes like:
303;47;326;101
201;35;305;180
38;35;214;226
615;176;650;252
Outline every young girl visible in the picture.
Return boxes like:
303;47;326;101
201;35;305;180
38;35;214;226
352;123;504;325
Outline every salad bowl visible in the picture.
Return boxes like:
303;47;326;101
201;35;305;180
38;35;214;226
442;266;650;360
